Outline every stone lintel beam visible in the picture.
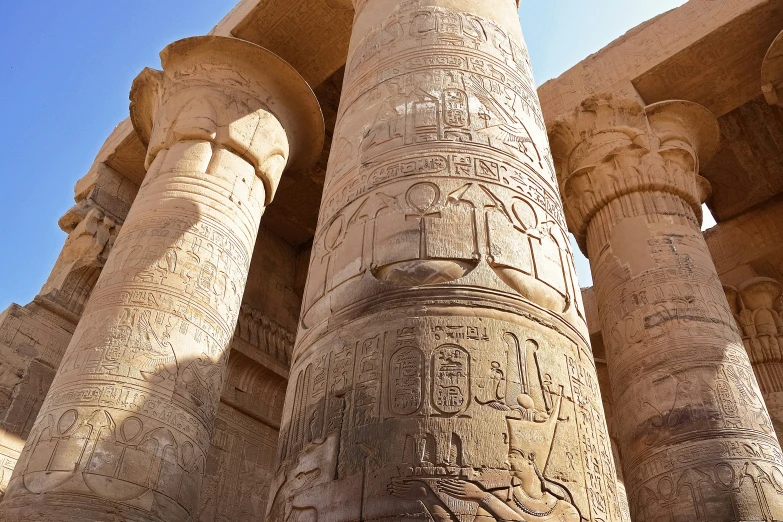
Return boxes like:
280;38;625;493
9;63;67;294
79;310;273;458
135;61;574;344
0;36;323;522
762;30;783;107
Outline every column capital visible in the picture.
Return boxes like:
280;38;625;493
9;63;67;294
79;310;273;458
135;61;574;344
762;30;783;107
739;276;783;315
129;36;324;204
548;94;719;251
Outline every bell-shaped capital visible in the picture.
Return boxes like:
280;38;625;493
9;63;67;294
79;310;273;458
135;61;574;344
739;277;783;312
130;36;324;205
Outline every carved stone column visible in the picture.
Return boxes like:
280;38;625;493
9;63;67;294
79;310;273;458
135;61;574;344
0;36;323;522
725;278;783;438
550;95;783;521
271;2;623;521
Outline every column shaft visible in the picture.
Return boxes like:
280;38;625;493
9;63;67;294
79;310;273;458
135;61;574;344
271;1;623;521
0;36;322;522
551;96;783;521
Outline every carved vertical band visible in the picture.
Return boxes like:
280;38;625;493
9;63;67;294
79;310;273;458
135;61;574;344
0;36;323;522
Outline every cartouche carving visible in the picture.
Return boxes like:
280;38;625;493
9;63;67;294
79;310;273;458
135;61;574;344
550;94;783;521
273;2;623;521
0;36;323;522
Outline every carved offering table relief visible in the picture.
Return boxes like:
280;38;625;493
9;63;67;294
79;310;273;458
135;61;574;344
550;95;783;521
272;1;623;521
0;36;323;522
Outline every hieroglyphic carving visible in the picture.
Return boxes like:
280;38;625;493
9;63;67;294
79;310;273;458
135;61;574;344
431;345;470;416
0;36;323;522
0;303;72;499
389;346;424;416
275;1;617;520
274;317;621;521
550;94;783;520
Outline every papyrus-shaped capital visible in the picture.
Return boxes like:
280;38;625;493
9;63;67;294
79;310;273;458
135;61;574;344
548;94;719;251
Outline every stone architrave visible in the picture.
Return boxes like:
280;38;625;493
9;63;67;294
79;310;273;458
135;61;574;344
550;95;783;521
270;1;623;521
0;36;323;522
725;278;783;438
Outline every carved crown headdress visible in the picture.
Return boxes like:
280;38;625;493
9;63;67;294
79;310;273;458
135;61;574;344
506;391;562;471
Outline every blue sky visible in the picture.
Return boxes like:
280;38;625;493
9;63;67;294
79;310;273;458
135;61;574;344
0;0;692;307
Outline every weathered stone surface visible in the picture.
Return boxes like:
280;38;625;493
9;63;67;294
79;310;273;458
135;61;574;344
700;96;783;222
584;288;631;522
271;1;623;521
706;194;783;287
551;94;783;521
538;1;783;224
7;2;783;521
0;36;323;522
0;169;136;498
198;401;280;521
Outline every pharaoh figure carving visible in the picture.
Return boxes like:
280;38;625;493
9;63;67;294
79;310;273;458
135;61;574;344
550;95;783;521
389;338;580;522
0;36;323;522
271;1;624;521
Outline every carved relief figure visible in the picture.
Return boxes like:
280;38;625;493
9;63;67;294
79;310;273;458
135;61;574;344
389;390;579;522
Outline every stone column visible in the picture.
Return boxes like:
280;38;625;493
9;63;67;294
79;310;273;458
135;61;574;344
725;278;783;438
271;2;624;521
550;95;783;521
0;36;323;522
